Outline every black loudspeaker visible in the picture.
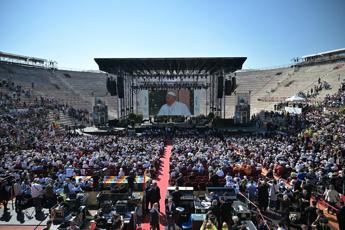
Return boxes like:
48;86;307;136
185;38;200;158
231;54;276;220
106;78;111;92
225;80;232;95
117;76;124;98
106;78;117;96
111;81;117;96
231;77;237;91
217;76;224;98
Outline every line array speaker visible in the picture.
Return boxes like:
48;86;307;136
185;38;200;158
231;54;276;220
217;76;224;98
106;78;117;96
231;77;237;91
117;76;124;98
225;79;232;95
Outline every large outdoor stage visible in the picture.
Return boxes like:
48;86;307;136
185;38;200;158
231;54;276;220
95;57;246;119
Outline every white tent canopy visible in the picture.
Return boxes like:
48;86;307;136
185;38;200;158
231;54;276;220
285;95;306;102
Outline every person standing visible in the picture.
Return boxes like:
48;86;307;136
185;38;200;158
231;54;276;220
208;200;221;229
13;179;23;212
341;169;345;195
44;182;57;213
0;181;11;211
268;180;278;211
31;178;43;214
127;172;135;194
280;195;290;226
166;198;176;230
172;186;182;207
150;181;161;211
304;201;318;228
220;198;233;226
324;184;340;214
257;180;269;212
145;181;152;214
246;178;257;202
301;179;313;200
176;173;185;187
150;202;160;230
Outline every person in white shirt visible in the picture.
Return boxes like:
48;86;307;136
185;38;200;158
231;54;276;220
157;92;191;116
12;179;23;211
324;184;340;214
13;180;22;197
31;179;43;213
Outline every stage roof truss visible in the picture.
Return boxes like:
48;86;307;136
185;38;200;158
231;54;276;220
94;57;247;77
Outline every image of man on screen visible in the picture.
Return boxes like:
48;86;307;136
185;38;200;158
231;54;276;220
157;92;191;116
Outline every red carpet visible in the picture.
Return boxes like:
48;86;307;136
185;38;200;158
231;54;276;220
141;141;172;230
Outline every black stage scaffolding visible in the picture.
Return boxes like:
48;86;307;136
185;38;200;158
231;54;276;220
95;57;246;119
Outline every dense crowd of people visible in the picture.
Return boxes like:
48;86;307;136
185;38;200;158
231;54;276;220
1;78;345;230
0;80;164;226
170;83;345;229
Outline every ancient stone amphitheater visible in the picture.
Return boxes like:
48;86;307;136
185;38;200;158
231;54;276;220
1;60;345;119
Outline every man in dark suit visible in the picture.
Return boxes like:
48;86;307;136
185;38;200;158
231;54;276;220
220;198;233;226
257;180;269;212
166;198;176;230
151;181;161;211
145;182;152;214
127;171;135;194
171;186;182;207
304;200;318;228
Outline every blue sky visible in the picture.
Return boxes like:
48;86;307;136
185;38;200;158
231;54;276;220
0;0;344;70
